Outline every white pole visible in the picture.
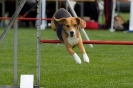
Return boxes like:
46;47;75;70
66;0;93;48
109;0;116;32
129;1;133;31
37;0;41;87
40;0;47;30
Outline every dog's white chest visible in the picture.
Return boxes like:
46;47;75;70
67;36;79;46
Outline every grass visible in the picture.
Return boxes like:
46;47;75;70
0;27;133;88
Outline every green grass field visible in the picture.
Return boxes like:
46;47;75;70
0;27;133;88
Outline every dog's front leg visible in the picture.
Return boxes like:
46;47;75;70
62;32;81;64
77;42;90;63
66;46;81;64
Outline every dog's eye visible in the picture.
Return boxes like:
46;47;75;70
73;24;77;27
66;25;70;28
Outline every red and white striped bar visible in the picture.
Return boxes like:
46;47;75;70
40;40;133;45
0;17;52;21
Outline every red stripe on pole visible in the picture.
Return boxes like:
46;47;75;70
40;40;133;45
0;17;52;20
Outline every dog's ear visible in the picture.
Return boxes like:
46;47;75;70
75;17;86;28
54;17;66;25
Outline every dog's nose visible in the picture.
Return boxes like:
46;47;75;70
70;31;74;35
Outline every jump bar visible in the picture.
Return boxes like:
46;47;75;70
40;40;133;45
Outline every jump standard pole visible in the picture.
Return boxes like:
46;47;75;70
36;0;41;87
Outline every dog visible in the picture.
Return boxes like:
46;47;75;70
51;8;89;64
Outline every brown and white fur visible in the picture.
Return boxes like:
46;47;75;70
51;8;89;64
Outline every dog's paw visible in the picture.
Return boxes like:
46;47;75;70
73;53;81;64
83;54;90;63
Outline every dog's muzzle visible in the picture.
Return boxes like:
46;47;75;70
70;31;74;37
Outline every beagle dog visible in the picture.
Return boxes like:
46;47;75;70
51;8;89;64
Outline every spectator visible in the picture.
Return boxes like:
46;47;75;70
46;1;56;25
20;0;37;27
103;0;113;29
5;0;16;17
74;1;100;22
0;0;16;27
74;1;100;29
3;0;37;27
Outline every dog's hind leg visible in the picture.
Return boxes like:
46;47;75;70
51;17;56;31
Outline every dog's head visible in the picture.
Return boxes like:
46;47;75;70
54;17;86;37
